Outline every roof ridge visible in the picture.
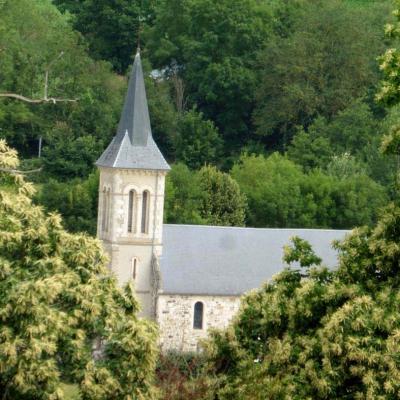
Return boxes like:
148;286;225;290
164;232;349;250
162;224;350;232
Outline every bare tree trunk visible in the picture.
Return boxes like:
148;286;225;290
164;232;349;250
171;73;186;113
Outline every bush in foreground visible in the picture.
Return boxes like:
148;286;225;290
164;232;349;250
205;206;400;398
0;140;158;399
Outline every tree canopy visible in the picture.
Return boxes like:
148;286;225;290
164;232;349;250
231;153;387;229
0;141;158;399
3;0;400;397
165;163;246;226
144;0;274;152
0;0;124;176
1;0;396;232
200;3;400;398
205;203;400;398
53;0;148;74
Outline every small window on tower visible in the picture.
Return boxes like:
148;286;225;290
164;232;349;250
193;302;204;330
105;188;111;232
131;258;138;280
102;188;107;232
128;190;136;233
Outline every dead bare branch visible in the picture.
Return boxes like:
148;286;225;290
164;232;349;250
0;51;78;104
0;167;42;175
0;93;78;104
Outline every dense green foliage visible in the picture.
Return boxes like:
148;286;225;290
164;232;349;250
174;109;222;170
35;172;99;235
0;141;158;399
197;165;246;227
3;0;400;398
254;1;389;147
204;205;400;398
144;0;274;152
0;0;124;174
287;100;397;185
1;0;397;232
165;164;246;226
201;3;400;398
232;153;387;228
53;0;144;74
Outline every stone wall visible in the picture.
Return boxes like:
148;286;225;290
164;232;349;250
157;294;241;352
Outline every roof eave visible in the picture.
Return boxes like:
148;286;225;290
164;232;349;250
95;162;170;172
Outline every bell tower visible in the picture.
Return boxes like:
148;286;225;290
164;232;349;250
95;50;170;318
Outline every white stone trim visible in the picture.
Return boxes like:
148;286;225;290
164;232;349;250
122;183;141;194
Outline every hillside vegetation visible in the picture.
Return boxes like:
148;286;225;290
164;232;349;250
4;1;400;399
0;0;396;233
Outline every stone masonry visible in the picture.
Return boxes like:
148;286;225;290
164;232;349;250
157;294;241;352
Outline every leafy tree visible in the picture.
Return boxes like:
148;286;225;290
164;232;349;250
197;165;246;227
321;101;381;155
330;173;387;228
287;127;333;171
0;0;123;177
232;153;309;227
42;135;103;179
53;0;152;73
232;153;386;228
283;236;322;269
377;0;400;108
174;109;222;169
204;200;400;398
164;163;205;225
254;1;390;146
164;163;246;226
0;140;158;399
325;153;367;179
288;100;396;186
35;171;99;235
145;0;274;152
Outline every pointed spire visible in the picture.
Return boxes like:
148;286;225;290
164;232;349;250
117;49;151;146
95;50;170;171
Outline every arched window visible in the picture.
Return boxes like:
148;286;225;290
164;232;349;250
101;188;107;232
105;188;111;232
141;190;149;234
193;302;204;330
131;257;138;280
128;190;136;233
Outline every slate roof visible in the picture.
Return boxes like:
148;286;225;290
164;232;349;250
96;51;170;171
159;224;349;296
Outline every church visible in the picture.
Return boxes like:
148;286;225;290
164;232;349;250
95;51;348;352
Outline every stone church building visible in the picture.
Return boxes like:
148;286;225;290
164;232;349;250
95;51;348;352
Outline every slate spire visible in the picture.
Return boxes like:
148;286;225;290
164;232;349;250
96;50;170;170
118;49;150;146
